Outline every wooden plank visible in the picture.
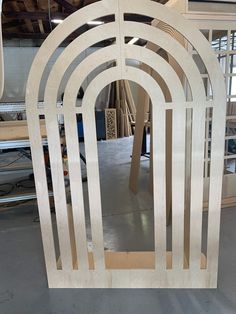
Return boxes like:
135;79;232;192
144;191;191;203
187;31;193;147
115;81;121;137
0;120;47;140
124;80;136;117
58;251;207;271
26;114;58;278
166;110;172;225
119;108;125;138
172;107;186;270
82;109;105;270
129;66;150;193
64;112;89;270
189;107;206;270
120;80;130;137
67;203;77;268
152;104;167;270
207;106;226;286
45;111;73;271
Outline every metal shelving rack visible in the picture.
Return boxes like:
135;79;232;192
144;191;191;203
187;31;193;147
0;102;50;204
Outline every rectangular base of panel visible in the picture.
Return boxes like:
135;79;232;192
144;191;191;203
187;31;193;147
51;251;211;289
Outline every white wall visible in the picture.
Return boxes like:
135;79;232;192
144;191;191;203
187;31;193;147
189;1;236;13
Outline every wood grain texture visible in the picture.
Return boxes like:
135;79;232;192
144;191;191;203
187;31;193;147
0;120;46;140
25;0;226;288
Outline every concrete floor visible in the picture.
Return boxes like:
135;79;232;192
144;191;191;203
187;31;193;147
0;137;236;314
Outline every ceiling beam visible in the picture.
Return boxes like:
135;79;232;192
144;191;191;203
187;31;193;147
3;11;69;20
3;31;112;46
3;32;49;39
53;0;77;12
3;11;152;23
77;0;85;9
3;20;25;29
10;1;34;33
24;0;37;33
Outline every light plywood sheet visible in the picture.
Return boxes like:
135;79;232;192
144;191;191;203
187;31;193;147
25;0;226;288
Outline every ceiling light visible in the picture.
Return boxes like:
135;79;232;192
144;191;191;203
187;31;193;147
87;20;104;25
128;37;139;45
51;19;63;24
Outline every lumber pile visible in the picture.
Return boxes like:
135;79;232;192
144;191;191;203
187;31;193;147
105;80;137;139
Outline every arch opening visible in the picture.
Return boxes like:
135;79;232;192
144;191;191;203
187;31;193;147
74;80;175;270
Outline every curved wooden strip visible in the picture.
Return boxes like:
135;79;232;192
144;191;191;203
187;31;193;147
62;47;185;111
81;66;166;270
122;22;205;102
26;0;118;109
44;22;118;106
124;45;185;102
45;45;119;110
120;0;226;102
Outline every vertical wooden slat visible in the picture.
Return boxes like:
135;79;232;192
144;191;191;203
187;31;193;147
83;109;105;270
152;105;166;270
184;107;192;268
189;107;206;270
64;111;89;270
172;107;186;270
204;29;212;178
45;112;73;271
129;80;150;193
166;110;173;226
225;29;231;172
207;107;226;286
27;114;57;275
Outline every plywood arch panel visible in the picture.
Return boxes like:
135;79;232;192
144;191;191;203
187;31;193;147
26;0;226;288
43;25;204;108
61;51;186;110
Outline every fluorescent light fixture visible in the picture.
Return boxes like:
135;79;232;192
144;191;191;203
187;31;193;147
87;20;104;25
51;19;63;24
128;37;139;45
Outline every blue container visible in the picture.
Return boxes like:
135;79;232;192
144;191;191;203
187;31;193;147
77;110;106;141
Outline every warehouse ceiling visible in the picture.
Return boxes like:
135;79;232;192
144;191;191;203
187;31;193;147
2;0;167;42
